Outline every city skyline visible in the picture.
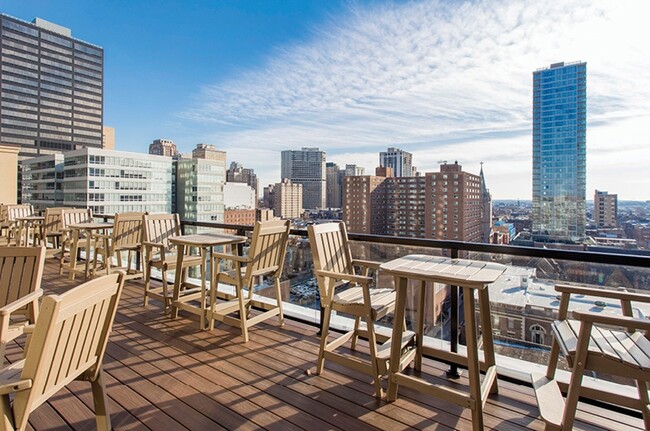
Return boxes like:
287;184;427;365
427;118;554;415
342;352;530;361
3;0;650;200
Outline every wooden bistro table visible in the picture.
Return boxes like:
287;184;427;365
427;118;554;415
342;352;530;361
380;254;507;431
66;221;113;280
15;215;44;247
169;232;246;330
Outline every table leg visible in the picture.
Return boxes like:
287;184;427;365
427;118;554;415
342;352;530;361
463;286;484;431
479;288;498;395
84;230;92;279
199;247;208;330
415;279;426;371
387;275;408;402
170;244;186;319
69;229;81;280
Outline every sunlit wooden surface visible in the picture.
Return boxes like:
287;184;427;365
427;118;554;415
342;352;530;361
3;257;644;431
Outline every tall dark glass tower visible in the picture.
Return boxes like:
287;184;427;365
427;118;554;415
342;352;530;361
532;61;586;239
0;14;104;159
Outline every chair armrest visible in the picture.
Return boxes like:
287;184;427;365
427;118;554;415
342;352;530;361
352;259;382;270
143;241;166;253
0;373;32;396
0;290;43;316
555;284;650;303
572;310;650;331
315;269;373;286
212;250;251;264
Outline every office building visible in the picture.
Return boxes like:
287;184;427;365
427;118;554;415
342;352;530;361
192;143;226;162
0;15;104;159
273;179;302;219
379;147;415;177
532;61;587;239
280;147;325;210
326;162;342;209
226;161;258;205
149;139;178;157
343;174;387;234
344;164;365;177
343;162;488;243
20;148;173;215
21;153;64;211
594;190;617;228
479;164;493;243
176;144;226;233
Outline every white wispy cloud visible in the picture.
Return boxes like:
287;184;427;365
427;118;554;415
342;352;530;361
183;0;650;199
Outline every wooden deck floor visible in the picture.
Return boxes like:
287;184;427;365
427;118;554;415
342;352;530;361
5;258;644;431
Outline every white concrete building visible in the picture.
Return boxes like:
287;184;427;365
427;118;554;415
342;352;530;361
58;148;172;214
224;182;256;210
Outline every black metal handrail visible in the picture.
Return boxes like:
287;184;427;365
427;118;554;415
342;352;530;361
178;219;650;267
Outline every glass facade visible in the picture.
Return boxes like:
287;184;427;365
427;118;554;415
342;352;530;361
532;62;586;238
176;158;225;233
58;148;173;214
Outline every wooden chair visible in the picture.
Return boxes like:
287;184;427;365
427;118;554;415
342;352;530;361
93;212;145;280
58;208;93;274
0;272;125;431
0;206;10;244
210;219;290;342
0;246;45;366
307;221;404;398
143;213;202;311
40;207;64;255
4;205;34;247
532;284;650;430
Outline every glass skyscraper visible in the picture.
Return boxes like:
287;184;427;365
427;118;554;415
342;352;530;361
532;61;586;239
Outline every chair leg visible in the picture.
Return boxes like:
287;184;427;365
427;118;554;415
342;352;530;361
0;393;15;431
315;304;333;375
274;277;284;327
365;314;384;398
351;316;361;350
143;262;152;307
636;380;650;430
238;287;249;343
91;369;112;431
161;267;171;312
562;321;592;430
0;341;6;368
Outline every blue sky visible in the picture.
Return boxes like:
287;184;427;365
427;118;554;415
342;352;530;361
3;0;650;199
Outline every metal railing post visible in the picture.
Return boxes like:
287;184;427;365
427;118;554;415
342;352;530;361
447;248;461;379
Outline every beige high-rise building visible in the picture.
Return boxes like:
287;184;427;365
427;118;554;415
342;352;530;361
193;143;226;162
594;190;618;228
0;144;19;204
343;162;489;243
273;179;302;219
102;126;115;150
149;139;178;157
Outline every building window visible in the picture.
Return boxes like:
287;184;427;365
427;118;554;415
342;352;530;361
530;324;546;345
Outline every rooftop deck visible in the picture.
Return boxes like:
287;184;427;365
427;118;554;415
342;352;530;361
7;258;644;430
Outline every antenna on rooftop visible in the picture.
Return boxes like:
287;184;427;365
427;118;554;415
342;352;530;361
438;160;447;165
